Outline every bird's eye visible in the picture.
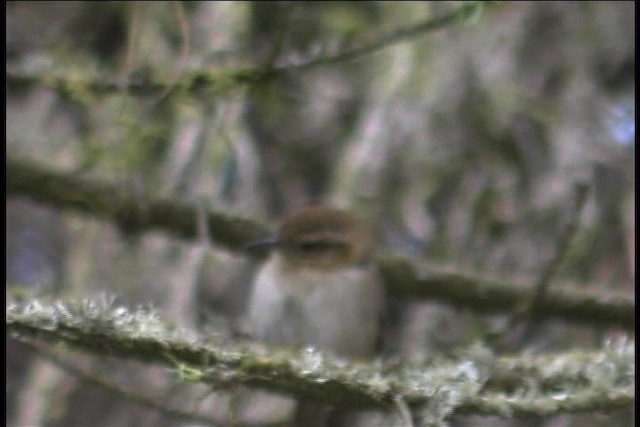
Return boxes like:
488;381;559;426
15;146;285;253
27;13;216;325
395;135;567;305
297;241;329;252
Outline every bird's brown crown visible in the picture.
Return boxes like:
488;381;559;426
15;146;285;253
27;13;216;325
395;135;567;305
277;205;373;270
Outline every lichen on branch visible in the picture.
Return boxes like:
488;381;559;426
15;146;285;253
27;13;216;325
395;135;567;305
6;297;634;420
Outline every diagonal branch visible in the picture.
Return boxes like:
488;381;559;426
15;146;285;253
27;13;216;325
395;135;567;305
6;298;635;419
6;3;491;98
7;155;634;330
272;2;483;73
515;183;590;346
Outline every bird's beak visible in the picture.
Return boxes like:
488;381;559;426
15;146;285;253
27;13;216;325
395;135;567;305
244;235;281;251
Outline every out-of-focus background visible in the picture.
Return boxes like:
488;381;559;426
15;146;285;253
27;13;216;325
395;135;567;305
6;1;634;426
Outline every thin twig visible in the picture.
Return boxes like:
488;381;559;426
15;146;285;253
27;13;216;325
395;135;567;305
263;1;297;69
273;2;477;73
151;0;191;104
515;183;590;347
121;1;141;89
393;394;414;427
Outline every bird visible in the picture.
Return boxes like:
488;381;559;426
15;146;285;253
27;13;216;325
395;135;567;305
245;204;385;425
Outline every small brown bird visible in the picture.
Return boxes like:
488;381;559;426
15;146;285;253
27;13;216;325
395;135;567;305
247;205;384;358
246;205;385;426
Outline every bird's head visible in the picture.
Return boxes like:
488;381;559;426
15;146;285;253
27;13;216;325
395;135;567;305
252;205;373;271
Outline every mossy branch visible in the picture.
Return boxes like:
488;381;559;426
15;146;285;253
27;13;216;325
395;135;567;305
5;67;268;100
6;298;635;420
7;155;634;330
6;3;492;98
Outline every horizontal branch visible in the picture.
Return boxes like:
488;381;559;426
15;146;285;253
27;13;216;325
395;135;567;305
379;257;634;330
6;67;268;99
6;155;270;253
7;155;634;330
6;298;635;420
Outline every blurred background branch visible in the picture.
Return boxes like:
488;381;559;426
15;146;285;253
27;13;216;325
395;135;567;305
5;2;491;98
7;154;269;252
8;155;634;330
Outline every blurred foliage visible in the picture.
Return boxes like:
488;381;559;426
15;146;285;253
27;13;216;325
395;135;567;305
6;1;634;426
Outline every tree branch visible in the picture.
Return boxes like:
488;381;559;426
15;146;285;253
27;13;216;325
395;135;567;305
379;257;634;330
6;298;635;419
6;3;491;98
7;155;634;330
272;2;484;73
6;155;270;253
6;67;268;99
515;183;590;346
